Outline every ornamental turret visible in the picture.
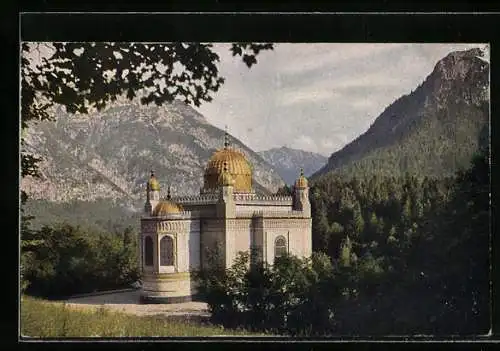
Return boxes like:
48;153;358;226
145;170;161;215
293;168;311;217
151;186;184;217
216;161;236;218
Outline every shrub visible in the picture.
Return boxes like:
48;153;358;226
22;223;140;298
196;251;340;336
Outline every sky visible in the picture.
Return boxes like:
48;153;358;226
195;43;486;156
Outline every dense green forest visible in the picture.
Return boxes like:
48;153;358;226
21;218;140;298
21;200;141;298
310;146;489;334
199;146;489;335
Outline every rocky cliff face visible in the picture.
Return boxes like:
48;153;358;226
258;147;327;185
22;99;285;204
313;47;489;179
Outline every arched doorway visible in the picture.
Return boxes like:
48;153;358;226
160;235;174;266
144;236;154;266
274;235;287;260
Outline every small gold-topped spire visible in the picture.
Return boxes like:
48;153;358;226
295;167;308;189
148;169;160;191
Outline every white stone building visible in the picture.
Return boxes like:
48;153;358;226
139;133;312;303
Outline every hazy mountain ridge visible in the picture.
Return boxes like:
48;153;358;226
258;146;327;185
313;47;489;179
22;99;285;204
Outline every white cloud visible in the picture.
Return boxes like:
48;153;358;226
335;71;403;89
292;135;316;152
280;90;336;106
278;43;407;75
350;98;378;111
196;43;486;156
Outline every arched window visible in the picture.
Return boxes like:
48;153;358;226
144;236;154;266
160;235;174;266
274;235;287;259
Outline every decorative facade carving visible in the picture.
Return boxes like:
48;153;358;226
174;193;219;205
236;210;307;218
262;218;312;229
141;221;156;233
224;219;253;230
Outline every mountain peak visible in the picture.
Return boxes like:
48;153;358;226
22;102;285;202
443;47;483;61
313;47;489;179
259;147;327;185
432;47;489;83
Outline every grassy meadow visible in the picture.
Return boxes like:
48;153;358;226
20;296;261;338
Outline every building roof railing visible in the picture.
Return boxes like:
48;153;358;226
173;193;219;204
236;209;306;218
141;210;197;220
171;193;294;205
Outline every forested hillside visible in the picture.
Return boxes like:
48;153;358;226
23;198;140;233
314;47;489;179
308;143;489;334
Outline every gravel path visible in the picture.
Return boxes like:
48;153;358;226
65;290;210;320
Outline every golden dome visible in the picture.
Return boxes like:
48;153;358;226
204;147;252;192
148;171;160;191
295;168;308;189
152;201;183;216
